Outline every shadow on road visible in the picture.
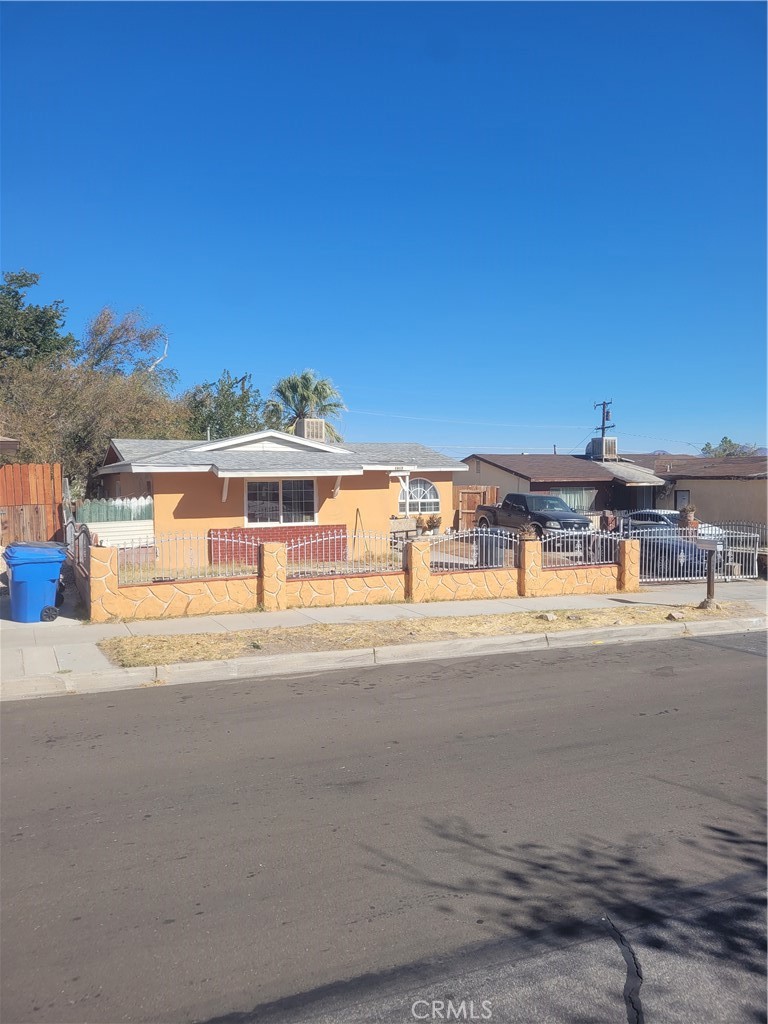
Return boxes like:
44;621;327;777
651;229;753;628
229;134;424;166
198;799;765;1024
363;807;766;973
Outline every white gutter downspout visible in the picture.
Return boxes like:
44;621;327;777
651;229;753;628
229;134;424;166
221;478;229;503
332;476;342;498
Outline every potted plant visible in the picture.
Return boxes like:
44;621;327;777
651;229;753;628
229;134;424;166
415;515;427;536
678;504;699;531
426;514;442;535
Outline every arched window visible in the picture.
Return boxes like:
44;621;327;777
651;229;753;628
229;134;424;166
399;478;440;515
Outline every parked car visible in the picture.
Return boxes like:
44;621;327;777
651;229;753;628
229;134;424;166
475;493;592;538
621;509;724;539
620;520;710;578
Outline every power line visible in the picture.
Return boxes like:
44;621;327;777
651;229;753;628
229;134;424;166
345;408;594;429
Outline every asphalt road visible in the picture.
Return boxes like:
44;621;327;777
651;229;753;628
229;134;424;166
1;634;765;1024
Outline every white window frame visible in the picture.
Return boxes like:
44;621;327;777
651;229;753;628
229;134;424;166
398;478;440;516
243;478;317;526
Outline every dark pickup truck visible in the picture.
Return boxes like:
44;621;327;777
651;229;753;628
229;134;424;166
475;493;592;537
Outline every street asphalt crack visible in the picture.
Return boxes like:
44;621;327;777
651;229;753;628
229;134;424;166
602;915;645;1024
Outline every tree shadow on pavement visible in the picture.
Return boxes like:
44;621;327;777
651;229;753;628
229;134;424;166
196;801;765;1024
364;804;766;969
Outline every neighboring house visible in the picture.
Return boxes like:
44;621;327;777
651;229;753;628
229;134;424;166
629;454;768;523
463;445;665;513
97;423;467;539
464;443;768;523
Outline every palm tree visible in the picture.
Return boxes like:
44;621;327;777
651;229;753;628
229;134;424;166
266;369;346;442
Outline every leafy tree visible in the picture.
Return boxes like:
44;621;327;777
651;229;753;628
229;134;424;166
0;270;77;362
0;276;191;490
77;307;173;381
185;370;279;440
700;437;760;457
0;359;192;493
266;369;346;442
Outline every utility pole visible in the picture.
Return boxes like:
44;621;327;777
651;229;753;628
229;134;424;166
593;400;614;461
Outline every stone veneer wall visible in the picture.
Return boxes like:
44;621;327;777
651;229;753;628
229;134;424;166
85;537;641;621
88;546;262;623
286;573;405;608
405;541;520;602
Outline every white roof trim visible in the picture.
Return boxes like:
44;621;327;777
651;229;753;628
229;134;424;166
97;463;212;475
371;464;468;473
213;468;364;479
191;429;352;455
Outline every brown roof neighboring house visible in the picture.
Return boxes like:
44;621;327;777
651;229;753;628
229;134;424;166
465;453;665;486
467;454;617;483
628;454;768;480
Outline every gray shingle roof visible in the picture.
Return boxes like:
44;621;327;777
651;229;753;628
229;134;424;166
102;435;467;475
346;443;465;469
111;439;200;461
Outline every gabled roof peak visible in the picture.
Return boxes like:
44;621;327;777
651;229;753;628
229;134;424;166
191;429;352;455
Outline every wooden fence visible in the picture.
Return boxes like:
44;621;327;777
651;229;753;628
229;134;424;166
454;484;500;531
0;463;63;546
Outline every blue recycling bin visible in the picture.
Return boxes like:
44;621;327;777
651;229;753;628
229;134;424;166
4;542;67;623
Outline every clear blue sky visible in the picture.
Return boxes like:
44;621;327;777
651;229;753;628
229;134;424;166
2;1;765;455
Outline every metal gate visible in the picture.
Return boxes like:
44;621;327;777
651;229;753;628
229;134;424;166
630;524;761;584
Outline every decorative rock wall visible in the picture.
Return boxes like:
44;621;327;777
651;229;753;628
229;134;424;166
88;546;261;623
405;541;519;601
286;573;405;608
83;536;642;622
535;562;620;596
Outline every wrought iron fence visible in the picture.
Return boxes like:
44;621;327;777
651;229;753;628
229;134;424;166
542;530;620;569
285;530;403;578
428;528;520;572
116;532;262;585
622;524;761;582
65;521;91;577
714;521;768;547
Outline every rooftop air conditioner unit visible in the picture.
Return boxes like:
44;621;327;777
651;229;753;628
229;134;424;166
586;436;618;461
295;418;327;442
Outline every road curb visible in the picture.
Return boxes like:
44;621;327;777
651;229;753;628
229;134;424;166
1;616;764;700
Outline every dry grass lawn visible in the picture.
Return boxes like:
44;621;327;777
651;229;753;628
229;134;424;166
98;601;761;668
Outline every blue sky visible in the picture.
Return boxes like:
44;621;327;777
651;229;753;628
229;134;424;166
2;1;765;456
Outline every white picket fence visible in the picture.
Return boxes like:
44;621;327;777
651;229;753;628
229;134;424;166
76;496;153;523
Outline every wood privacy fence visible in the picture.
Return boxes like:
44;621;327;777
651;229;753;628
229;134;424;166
0;463;63;546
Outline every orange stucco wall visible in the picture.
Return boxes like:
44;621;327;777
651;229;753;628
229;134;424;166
144;470;459;537
151;473;245;535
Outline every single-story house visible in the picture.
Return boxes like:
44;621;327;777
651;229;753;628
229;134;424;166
463;450;665;512
464;445;768;523
628;454;767;523
97;423;468;540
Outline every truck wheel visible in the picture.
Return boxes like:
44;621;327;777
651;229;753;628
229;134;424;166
478;518;491;530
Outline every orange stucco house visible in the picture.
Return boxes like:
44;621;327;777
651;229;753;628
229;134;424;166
97;425;468;542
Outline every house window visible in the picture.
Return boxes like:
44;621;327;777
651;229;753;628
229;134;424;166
399;478;440;515
674;489;691;510
246;480;315;524
550;487;598;512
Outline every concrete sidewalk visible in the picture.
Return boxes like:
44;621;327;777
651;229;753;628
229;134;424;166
1;578;765;700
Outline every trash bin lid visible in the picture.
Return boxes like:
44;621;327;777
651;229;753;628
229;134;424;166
4;542;67;565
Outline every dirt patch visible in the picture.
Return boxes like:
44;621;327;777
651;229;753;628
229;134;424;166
98;601;762;668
